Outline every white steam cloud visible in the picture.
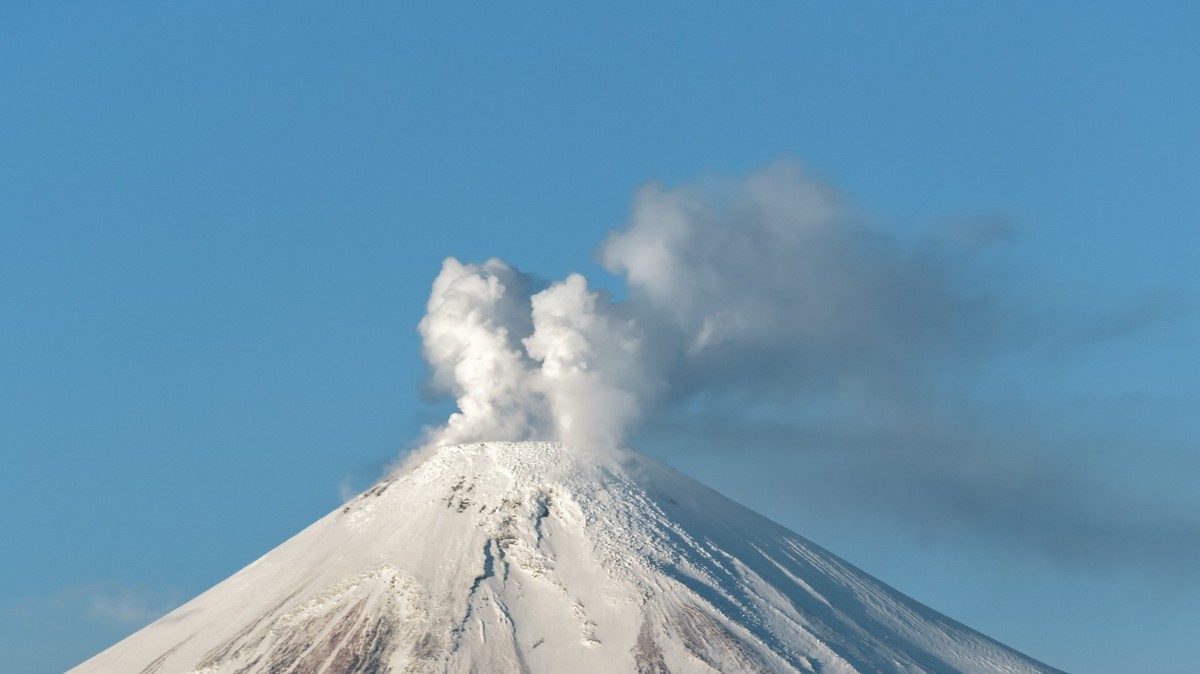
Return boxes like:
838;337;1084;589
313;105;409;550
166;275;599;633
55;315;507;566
418;261;647;453
418;258;540;447
417;161;990;454
411;160;1198;578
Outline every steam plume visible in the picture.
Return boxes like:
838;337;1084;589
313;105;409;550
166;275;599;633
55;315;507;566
417;161;990;453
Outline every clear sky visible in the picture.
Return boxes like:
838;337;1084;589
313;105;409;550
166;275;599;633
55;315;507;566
2;3;1197;672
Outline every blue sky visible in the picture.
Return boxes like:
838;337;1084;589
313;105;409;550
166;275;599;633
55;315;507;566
2;3;1197;672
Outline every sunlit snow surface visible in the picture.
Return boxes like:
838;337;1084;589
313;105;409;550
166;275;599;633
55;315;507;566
70;442;1063;673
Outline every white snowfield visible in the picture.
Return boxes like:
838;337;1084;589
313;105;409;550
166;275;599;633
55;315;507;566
71;442;1064;674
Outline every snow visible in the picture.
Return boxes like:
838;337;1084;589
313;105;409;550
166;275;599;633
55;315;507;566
68;442;1064;673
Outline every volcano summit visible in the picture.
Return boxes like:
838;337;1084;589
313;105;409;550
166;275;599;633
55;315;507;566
70;442;1062;673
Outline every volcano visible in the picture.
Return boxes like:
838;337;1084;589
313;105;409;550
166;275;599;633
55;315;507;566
70;442;1062;673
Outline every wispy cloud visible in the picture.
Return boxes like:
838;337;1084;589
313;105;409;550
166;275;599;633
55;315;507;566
85;585;183;627
3;583;184;629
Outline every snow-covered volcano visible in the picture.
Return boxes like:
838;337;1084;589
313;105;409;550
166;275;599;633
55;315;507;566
70;442;1063;673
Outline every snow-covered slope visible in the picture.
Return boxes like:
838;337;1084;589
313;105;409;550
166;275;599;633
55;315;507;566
70;442;1063;673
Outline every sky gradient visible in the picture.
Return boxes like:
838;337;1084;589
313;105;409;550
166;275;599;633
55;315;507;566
2;3;1198;673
